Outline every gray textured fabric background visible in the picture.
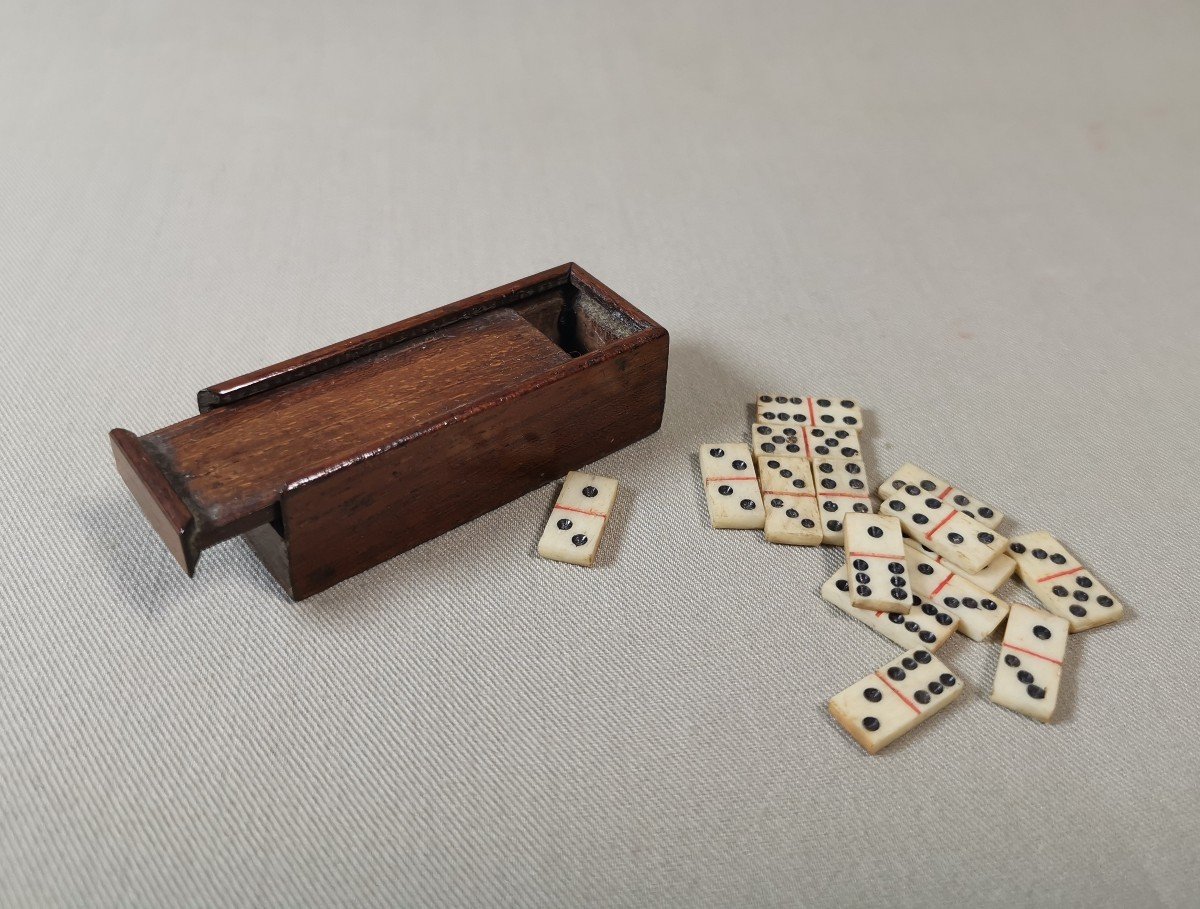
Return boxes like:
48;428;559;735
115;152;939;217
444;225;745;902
2;2;1198;906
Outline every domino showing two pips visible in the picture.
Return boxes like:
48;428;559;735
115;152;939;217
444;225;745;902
686;397;1125;752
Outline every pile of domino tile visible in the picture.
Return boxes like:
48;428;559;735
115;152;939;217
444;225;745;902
699;394;1124;754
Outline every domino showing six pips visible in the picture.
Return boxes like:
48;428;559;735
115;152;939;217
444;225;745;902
693;393;1126;751
533;392;1125;753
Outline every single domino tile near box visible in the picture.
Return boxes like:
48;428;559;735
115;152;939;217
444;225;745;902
821;568;960;651
842;512;911;614
758;456;822;546
756;394;864;431
750;423;862;463
537;471;619;567
699;443;764;529
991;603;1070;722
1008;532;1124;632
877;463;1005;529
905;544;1010;641
880;482;1009;573
813;457;873;546
828;648;964;754
904;539;1016;593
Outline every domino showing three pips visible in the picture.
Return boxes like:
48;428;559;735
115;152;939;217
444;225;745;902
690;393;1127;751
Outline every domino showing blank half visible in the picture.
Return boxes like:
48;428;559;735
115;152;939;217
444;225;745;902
821;568;959;651
991;603;1069;722
699;443;764;529
843;512;911;614
828;648;963;754
537;471;618;567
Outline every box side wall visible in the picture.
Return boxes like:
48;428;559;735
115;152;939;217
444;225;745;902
278;332;668;599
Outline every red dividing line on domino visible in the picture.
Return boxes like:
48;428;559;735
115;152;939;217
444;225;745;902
705;476;756;482
802;431;812;459
1036;566;1084;584
806;397;817;426
554;504;608;519
1003;643;1063;666
820;492;871;499
925;509;959;540
769;491;816;499
937;486;954;501
929;573;957;597
848;552;906;560
875;671;920;714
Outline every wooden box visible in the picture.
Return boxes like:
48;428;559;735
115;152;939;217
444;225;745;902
110;264;669;599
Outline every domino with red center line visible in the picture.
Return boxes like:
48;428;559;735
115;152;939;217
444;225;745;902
813;456;873;546
828;648;963;754
537;471;619;566
1008;532;1124;631
756;394;864;430
991;603;1069;722
821;568;960;651
903;539;1016;593
877;464;1005;529
843;512;911;614
905;545;1010;641
880;482;1008;573
700;443;764;529
758;456;821;546
750;423;862;464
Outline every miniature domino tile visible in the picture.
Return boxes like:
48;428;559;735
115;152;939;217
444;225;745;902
537;471;619;567
880;482;1009;573
828;648;963;754
699;443;765;529
843;512;911;614
905;545;1010;641
821;568;960;651
813;457;873;546
750;423;862;464
877;464;1005;529
1007;532;1124;632
990;603;1069;722
903;539;1016;594
756;394;864;430
758;456;821;546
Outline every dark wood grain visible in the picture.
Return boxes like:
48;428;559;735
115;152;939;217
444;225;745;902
109;428;197;574
110;264;669;598
197;263;576;412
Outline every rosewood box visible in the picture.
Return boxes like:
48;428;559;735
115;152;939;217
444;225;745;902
110;264;669;599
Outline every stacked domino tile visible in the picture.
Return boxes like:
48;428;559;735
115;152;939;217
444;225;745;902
699;394;1126;754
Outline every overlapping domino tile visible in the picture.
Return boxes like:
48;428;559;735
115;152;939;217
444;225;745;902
877;464;1004;529
828;648;963;754
758;456;821;546
821;568;960;651
905;544;1010;641
813;457;873;546
750;423;862;463
880;481;1008;573
904;539;1016;594
1008;532;1124;632
843;512;911;614
756;394;864;430
991;603;1069;722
